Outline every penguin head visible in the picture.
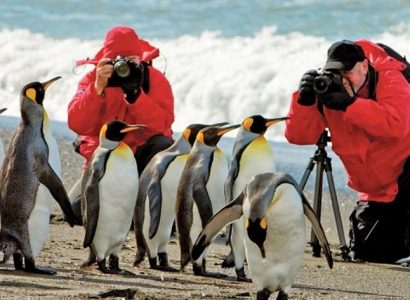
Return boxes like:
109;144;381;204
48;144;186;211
100;120;146;142
245;216;267;258
183;122;229;147
242;115;289;135
244;172;281;259
21;76;61;106
196;124;240;147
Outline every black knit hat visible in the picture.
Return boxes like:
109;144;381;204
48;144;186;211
323;40;366;71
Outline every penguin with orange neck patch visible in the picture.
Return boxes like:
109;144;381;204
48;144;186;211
223;115;288;280
192;172;333;300
175;123;240;277
81;120;145;275
0;77;77;274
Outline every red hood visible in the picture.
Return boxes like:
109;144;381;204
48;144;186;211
76;26;160;66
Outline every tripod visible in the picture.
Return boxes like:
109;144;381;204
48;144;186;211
299;129;350;261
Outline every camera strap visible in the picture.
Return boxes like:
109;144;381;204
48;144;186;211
141;62;150;94
367;65;378;101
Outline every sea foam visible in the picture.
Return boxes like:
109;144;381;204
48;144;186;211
1;25;410;140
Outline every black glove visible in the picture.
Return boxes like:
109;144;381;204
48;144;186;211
121;79;142;104
298;69;319;106
317;90;356;111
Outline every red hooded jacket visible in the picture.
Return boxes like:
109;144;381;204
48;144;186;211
68;26;174;164
285;39;410;202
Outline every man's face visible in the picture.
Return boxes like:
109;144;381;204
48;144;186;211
340;59;368;94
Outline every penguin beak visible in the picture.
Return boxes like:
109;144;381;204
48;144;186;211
0;107;7;114
265;116;289;127
120;124;147;133
42;76;62;91
216;124;241;136
246;217;268;258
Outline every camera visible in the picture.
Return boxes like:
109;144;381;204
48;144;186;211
313;70;344;94
106;56;144;88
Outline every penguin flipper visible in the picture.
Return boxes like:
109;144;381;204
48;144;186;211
82;169;101;249
223;169;236;245
147;179;163;239
191;192;245;261
37;161;77;227
301;193;333;269
193;183;215;226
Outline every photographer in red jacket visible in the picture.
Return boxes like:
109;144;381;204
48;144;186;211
67;26;174;221
285;39;410;263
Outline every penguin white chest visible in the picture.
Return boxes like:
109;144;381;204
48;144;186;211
93;146;139;258
243;184;306;292
235;137;274;197
206;149;228;213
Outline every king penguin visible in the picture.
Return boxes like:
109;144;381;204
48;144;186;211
192;172;333;300
133;122;227;271
175;123;240;276
81;120;145;275
0;77;77;274
224;115;288;280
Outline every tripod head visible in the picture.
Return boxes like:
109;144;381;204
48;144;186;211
316;129;331;151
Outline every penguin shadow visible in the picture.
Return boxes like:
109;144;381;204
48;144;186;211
0;280;68;290
0;261;195;292
292;283;401;298
0;263;61;280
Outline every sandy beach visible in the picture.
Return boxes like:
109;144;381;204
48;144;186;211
0;127;409;300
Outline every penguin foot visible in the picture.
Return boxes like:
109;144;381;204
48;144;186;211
133;252;146;267
158;253;178;272
193;264;227;278
81;248;97;268
276;290;288;300
256;288;271;300
235;267;251;282
24;259;56;275
152;264;179;272
221;251;235;269
24;266;57;275
13;253;24;270
148;256;178;272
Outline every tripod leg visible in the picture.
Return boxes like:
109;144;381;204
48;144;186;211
311;159;324;257
324;160;351;260
299;157;316;190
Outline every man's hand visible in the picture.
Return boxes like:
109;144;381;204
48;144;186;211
94;58;113;96
317;90;356;111
298;69;319;106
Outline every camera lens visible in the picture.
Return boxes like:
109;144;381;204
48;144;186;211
113;60;131;78
313;76;333;94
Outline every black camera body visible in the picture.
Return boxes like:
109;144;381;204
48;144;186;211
106;56;144;88
313;70;344;94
